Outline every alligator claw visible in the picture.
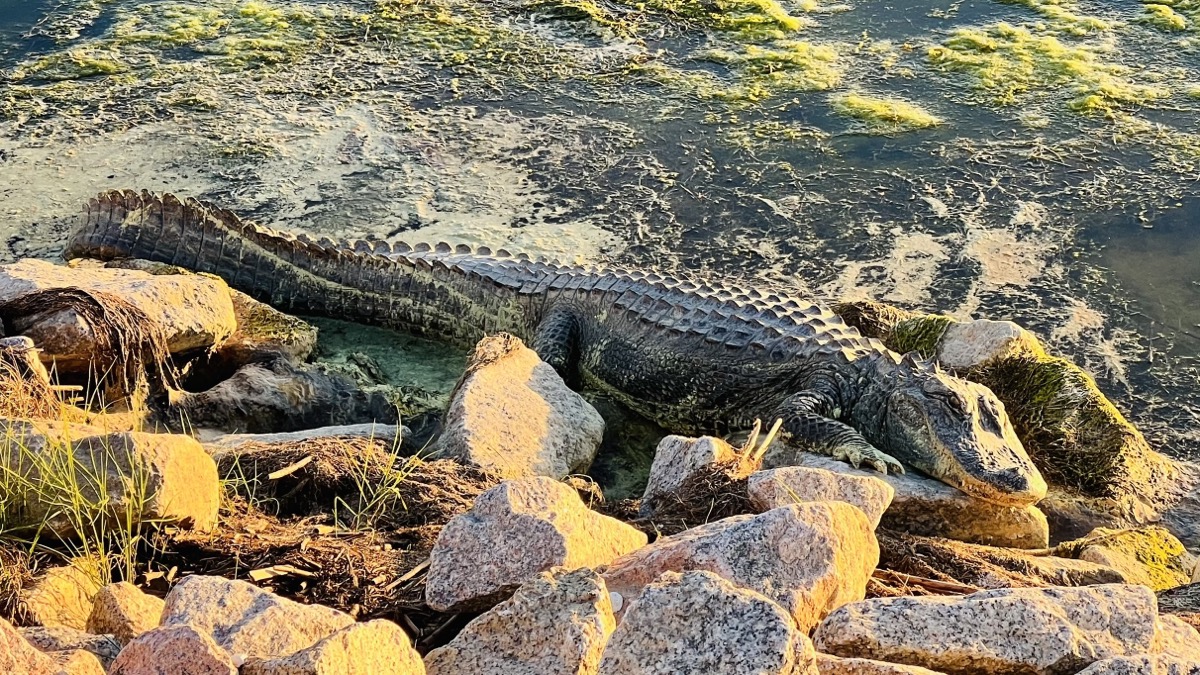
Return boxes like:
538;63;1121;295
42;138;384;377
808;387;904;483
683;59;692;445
834;444;905;476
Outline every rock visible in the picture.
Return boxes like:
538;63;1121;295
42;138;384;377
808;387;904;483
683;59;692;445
0;336;53;388
87;582;164;646
1;420;220;534
814;584;1160;674
425;567;614;675
748;467;895;528
19;626;121;668
427;477;646;613
0;258;236;371
641;435;742;513
1076;656;1200;675
109;625;238;675
220;289;319;363
241;619;425;675
815;653;946;675
604;502;877;633
876;529;1127;591
935;319;1041;370
201;424;406;455
160;575;354;661
1058;527;1194;591
1158;615;1200;662
765;452;1049;549
48;649;107;675
597;571;816;675
20;560;101;630
167;356;400;435
435;334;604;479
0;616;66;674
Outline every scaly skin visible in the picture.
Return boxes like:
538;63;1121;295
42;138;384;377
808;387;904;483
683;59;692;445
65;190;1047;506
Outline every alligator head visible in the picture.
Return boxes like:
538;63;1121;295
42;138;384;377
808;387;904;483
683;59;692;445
874;353;1047;507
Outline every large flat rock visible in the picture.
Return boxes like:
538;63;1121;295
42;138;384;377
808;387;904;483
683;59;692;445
435;334;604;479
604;502;877;633
597;571;816;675
814;584;1160;675
426;477;647;613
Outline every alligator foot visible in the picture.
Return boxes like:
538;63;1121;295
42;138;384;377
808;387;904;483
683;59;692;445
833;443;905;475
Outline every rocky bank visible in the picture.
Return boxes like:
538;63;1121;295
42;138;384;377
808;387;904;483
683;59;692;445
0;249;1197;674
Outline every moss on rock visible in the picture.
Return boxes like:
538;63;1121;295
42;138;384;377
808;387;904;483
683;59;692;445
1055;526;1193;590
831;299;1180;511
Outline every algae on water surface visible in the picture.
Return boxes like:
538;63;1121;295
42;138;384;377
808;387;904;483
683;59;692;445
2;0;1200;466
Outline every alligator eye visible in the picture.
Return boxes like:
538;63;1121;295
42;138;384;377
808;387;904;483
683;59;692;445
978;397;1004;434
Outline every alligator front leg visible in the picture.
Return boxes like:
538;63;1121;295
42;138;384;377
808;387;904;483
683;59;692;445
530;305;581;387
771;390;905;475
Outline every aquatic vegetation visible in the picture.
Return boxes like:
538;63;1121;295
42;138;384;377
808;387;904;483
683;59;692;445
1141;3;1190;30
371;0;572;76
12;49;128;82
1138;0;1197;31
703;40;842;97
999;0;1112;36
637;0;808;40
928;23;1170;114
830;92;942;133
12;0;356;82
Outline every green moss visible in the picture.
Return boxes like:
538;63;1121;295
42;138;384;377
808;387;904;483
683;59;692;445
928;22;1170;114
830;92;942;133
831;300;1174;502
1056;527;1192;590
888;315;955;358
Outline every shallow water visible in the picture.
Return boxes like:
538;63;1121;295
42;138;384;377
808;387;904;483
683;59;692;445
0;0;1197;472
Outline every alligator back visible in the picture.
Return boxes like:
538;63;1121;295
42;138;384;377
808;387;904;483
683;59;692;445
65;190;885;371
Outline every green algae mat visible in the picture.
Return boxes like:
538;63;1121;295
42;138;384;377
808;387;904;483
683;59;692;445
0;0;1198;467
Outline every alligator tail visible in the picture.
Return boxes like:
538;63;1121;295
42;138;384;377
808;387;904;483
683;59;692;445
64;190;519;344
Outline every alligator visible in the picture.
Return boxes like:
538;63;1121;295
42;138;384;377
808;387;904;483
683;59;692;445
65;189;1047;507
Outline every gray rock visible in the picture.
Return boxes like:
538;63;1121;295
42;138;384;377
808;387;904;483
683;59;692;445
19;560;101;630
765;452;1049;549
425;568;614;675
201;424;406;456
604;502;877;633
48;648;106;674
167;357;400;435
160;575;353;661
936;319;1041;370
814;584;1160;674
435;334;604;479
0;258;236;372
241;619;425;675
749;467;895;528
597;571;816;675
427;477;646;613
1158;615;1200;662
1076;656;1200;675
1;420;220;535
641;435;741;512
19;626;121;669
1;616;90;674
86;582;164;646
109;625;238;675
816;653;946;674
